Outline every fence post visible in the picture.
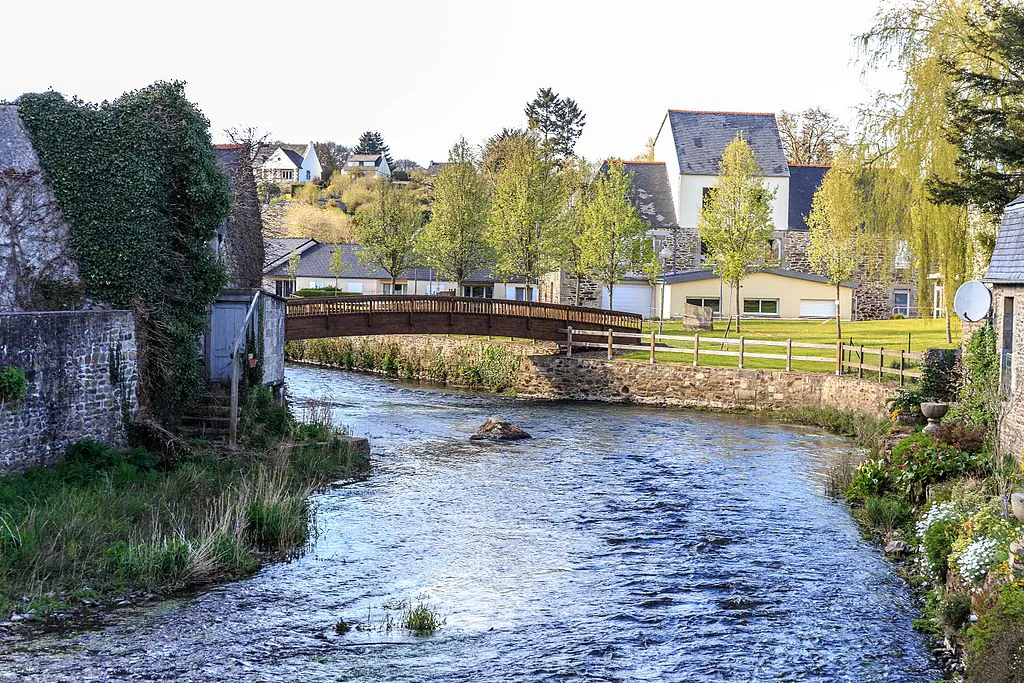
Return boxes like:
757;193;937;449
649;330;656;365
899;349;905;387
786;338;792;372
693;333;700;367
229;353;239;447
878;346;884;382
835;341;843;376
738;336;745;369
566;326;573;358
859;345;864;379
607;328;614;361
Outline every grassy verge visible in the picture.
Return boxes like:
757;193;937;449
0;392;365;622
286;336;528;393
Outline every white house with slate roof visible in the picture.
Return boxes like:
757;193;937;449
254;142;321;183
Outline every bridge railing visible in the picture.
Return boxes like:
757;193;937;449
285;295;642;330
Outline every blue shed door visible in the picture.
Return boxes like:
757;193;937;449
208;302;249;381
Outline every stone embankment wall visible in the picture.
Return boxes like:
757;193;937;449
0;310;137;472
516;354;892;418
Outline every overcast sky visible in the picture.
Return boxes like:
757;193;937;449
3;0;897;166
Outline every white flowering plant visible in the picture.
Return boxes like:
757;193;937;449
955;537;1005;585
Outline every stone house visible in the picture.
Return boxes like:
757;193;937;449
986;195;1024;460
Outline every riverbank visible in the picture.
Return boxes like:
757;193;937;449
0;392;369;625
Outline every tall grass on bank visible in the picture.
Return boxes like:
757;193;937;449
0;431;365;620
286;337;526;393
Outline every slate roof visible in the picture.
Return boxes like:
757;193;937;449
264;237;318;269
348;153;383;164
425;161;448;176
986;195;1024;282
603;161;678;229
214;145;244;176
253;143;308;166
663;267;858;288
264;242;525;283
665;110;790;177
787;164;829;230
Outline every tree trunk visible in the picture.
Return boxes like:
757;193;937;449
945;309;952;344
835;283;842;340
607;283;614;311
734;281;742;334
573;275;581;307
391;274;397;294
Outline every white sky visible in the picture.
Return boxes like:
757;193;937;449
2;0;897;165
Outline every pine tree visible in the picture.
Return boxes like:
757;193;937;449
354;131;394;169
524;88;586;163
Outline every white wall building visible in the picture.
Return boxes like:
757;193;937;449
255;142;322;183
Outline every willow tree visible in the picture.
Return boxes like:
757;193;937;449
806;153;869;339
579;160;648;310
697;134;775;333
419;137;492;292
485;134;562;294
858;0;987;342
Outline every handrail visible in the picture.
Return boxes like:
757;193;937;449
285;294;643;330
229;291;262;447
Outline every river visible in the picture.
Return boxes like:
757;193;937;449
0;364;942;682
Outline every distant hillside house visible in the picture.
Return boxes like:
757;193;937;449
425;161;448;177
254;142;322;183
263;239;536;300
345;153;392;178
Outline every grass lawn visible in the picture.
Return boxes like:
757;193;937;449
597;316;962;374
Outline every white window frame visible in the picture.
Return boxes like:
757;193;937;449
743;298;779;316
346;281;364;294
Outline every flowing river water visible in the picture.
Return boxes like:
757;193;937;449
1;364;943;682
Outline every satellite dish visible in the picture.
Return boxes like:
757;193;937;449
953;280;992;323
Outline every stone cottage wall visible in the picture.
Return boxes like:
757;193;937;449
0;310;137;472
994;283;1024;461
517;354;892;418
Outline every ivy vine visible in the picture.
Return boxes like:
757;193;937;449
16;82;231;421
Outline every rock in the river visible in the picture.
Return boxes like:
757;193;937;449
884;540;909;555
470;418;531;441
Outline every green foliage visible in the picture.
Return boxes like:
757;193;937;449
244;498;310;553
696;133;776;332
485;133;562;285
920;347;959;402
292;287;360;298
890;432;989;503
863;494;914;533
580;160;650;310
402;601;444;635
353;179;423;286
238;387;294;450
886;388;924;417
354;131;394;169
947;322;1000;431
0;365;28;404
850;459;892;499
940;592;973;631
16;83;230;421
524;87;587;162
419;137;492;287
968;584;1024;683
923;516;960;582
58;439;159;485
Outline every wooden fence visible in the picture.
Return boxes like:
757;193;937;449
560;327;924;386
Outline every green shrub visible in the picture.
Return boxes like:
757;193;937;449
948;323;1001;432
940;592;972;630
849;459;891;499
920;348;960;402
863;495;914;533
889;433;989;503
58;440;159;484
244;497;309;553
0;365;28;405
923;517;960;582
968;584;1024;683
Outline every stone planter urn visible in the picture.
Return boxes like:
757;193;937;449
920;402;948;434
1011;492;1024;524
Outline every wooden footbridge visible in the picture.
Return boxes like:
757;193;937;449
284;295;642;342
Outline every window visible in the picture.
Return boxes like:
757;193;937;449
312;281;324;289
768;239;781;261
1002;297;1015;396
743;298;779;316
700;241;710;265
514;286;533;301
701;187;716;211
346;282;363;293
685;297;720;313
893;291;910;317
463;285;493;298
282;170;293;180
382;283;407;295
275;279;295;297
895;240;911;270
306;170;311;180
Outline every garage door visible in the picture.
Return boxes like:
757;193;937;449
601;284;652;316
800;299;836;318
